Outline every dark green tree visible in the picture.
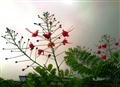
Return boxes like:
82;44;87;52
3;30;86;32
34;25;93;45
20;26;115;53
0;78;24;87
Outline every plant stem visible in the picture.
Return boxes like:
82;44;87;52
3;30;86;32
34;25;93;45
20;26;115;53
9;31;52;74
45;14;63;87
45;14;60;74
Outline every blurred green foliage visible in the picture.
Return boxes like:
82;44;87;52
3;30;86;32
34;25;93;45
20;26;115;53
64;47;120;87
0;77;24;87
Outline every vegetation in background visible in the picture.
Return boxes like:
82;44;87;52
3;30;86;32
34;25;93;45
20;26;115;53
64;34;120;87
0;77;24;87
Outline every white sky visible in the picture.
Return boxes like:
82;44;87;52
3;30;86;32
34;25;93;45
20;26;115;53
0;0;119;80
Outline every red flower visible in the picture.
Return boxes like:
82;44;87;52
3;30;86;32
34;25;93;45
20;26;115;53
38;49;44;55
32;30;38;37
48;42;55;48
101;55;107;60
96;50;101;55
29;42;35;50
43;32;52;39
62;38;68;45
101;43;107;48
62;30;69;37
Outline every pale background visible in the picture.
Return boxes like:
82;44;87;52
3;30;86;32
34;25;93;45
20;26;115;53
0;0;119;80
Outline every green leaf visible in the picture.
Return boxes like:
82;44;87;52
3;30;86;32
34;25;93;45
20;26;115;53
60;70;64;77
47;64;53;71
65;69;69;76
50;68;56;75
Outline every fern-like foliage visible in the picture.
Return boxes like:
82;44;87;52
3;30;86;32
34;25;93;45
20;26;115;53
64;47;120;87
64;47;101;77
23;64;76;87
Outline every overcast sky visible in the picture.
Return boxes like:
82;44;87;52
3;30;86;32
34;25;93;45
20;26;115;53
0;0;119;80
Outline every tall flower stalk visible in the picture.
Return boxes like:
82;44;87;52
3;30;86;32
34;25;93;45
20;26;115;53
95;34;120;87
2;12;73;76
96;34;120;61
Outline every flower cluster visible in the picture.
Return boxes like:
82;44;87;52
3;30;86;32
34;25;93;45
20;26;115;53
29;29;70;51
2;12;73;72
96;34;120;61
28;12;73;59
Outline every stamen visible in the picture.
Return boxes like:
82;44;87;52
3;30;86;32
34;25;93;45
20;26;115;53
25;28;32;33
56;51;65;57
5;54;24;60
45;58;49;65
25;39;30;52
2;47;28;50
22;68;25;71
15;60;30;63
22;63;34;71
59;59;65;67
55;43;62;50
22;42;26;49
18;36;24;48
30;50;33;58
